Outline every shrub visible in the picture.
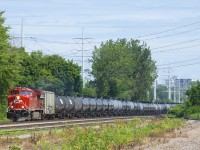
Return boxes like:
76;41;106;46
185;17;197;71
183;106;200;118
168;104;200;119
186;81;200;106
168;104;185;117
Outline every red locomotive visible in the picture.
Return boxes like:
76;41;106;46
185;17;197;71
7;87;55;121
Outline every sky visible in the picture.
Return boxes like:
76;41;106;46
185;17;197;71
1;0;200;84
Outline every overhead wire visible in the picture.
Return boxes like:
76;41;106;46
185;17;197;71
157;57;200;66
11;18;200;72
142;26;200;41
158;61;200;69
151;37;200;50
152;44;200;53
135;21;200;38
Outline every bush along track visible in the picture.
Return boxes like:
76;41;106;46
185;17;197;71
168;81;200;120
169;104;200;120
1;118;184;150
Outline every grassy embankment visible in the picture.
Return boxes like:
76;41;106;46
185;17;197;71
0;118;10;122
4;117;184;150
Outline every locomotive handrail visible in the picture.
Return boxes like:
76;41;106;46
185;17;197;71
7;102;13;112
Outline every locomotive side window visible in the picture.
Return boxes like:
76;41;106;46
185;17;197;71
40;93;45;100
20;91;30;95
10;90;19;95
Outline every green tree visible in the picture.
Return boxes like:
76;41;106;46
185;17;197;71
36;77;65;95
156;84;168;102
91;38;156;100
15;50;83;96
38;54;83;96
0;11;21;117
82;81;97;98
186;81;200;106
17;50;46;87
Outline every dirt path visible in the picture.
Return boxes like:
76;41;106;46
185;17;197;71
133;120;200;150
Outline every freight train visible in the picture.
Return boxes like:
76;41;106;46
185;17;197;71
7;87;175;122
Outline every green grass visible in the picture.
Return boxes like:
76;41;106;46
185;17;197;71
1;118;185;150
0;129;31;136
0;126;52;136
164;114;176;118
188;113;200;120
0;117;10;122
34;118;184;150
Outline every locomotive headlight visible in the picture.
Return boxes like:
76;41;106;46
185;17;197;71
16;96;20;100
21;106;24;109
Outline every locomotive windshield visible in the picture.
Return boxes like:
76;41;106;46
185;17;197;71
20;91;30;95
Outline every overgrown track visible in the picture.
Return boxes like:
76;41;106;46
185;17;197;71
0;116;154;131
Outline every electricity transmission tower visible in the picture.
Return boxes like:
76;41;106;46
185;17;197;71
73;27;93;87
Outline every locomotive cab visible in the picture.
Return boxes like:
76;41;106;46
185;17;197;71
7;88;32;121
7;87;46;121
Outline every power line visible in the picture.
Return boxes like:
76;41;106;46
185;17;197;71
25;37;96;45
24;38;77;44
135;21;200;38
157;57;200;66
6;20;200;30
151;37;200;50
158;61;200;69
62;55;92;57
35;42;55;54
142;26;200;41
153;44;200;53
7;23;186;28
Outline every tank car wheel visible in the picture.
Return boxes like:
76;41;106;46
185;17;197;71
58;114;63;119
77;114;82;118
40;113;44;120
27;114;32;121
13;117;18;122
68;114;74;119
13;118;17;122
47;115;51;120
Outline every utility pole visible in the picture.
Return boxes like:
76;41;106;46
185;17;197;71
11;19;34;48
81;27;84;87
20;18;24;47
178;79;181;103
11;36;34;48
168;66;171;100
153;79;157;103
11;34;16;46
173;76;176;103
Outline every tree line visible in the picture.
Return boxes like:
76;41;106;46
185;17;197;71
0;11;157;118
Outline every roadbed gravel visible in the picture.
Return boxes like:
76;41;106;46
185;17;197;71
132;120;200;150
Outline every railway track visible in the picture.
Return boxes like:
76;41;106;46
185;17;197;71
0;116;153;131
